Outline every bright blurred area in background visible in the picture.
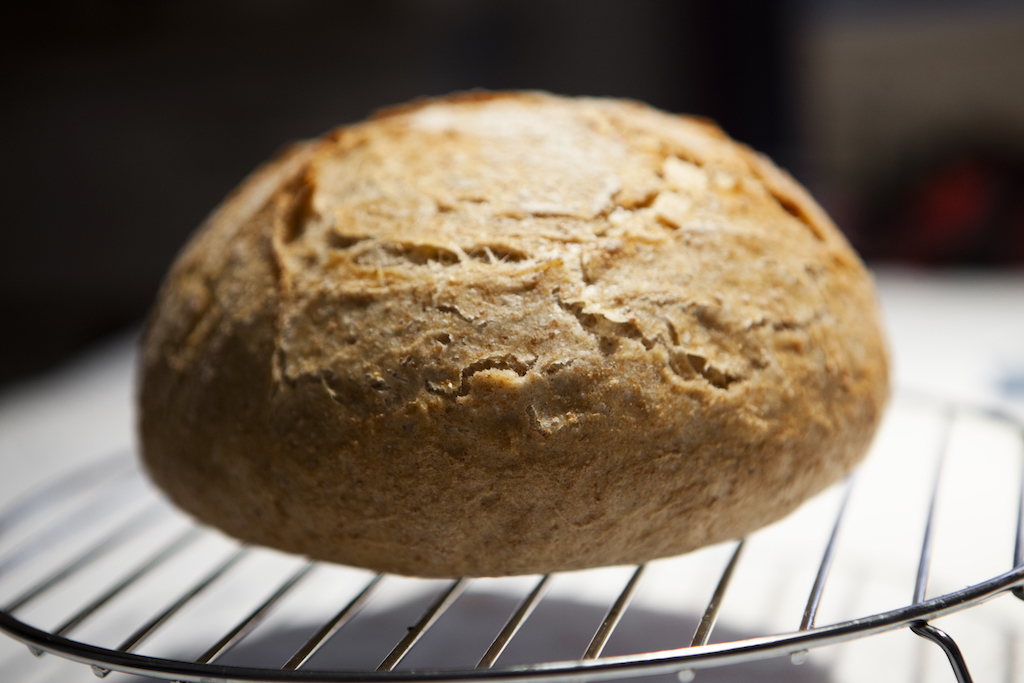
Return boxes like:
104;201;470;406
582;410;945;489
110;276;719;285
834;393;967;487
0;0;1022;387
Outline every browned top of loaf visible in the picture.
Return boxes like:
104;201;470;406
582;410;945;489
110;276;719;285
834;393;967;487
258;91;863;401
141;91;888;576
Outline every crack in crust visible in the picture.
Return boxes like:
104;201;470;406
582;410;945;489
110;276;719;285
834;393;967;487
425;354;534;398
558;300;656;354
667;351;739;388
557;298;747;391
347;241;530;267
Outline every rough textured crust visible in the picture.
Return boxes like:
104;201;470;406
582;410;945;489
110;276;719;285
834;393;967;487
139;92;889;578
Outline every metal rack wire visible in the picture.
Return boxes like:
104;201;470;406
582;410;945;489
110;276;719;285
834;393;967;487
0;394;1022;683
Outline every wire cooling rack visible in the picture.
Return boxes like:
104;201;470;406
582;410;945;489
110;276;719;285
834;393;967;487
0;393;1022;683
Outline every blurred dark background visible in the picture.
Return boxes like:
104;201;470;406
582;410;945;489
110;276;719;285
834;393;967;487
1;0;1023;387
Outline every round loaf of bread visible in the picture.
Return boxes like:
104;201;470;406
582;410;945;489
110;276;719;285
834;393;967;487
139;92;888;578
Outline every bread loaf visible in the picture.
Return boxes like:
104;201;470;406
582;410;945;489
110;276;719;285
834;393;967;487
139;92;888;577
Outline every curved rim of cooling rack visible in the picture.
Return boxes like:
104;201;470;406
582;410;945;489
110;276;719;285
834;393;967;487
0;396;1021;682
2;566;1024;683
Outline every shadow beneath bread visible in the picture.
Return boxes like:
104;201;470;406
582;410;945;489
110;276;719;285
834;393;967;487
128;592;832;683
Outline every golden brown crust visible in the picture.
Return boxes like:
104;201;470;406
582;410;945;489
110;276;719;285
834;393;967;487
139;92;889;577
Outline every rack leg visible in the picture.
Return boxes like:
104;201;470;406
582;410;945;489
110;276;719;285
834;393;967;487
910;621;973;683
